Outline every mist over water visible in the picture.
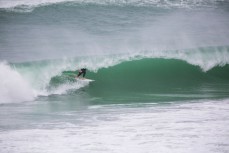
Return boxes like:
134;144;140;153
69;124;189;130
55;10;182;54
0;0;229;62
0;62;36;103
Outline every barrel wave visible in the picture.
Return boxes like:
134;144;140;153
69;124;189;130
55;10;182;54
87;59;229;102
47;57;229;103
1;48;229;104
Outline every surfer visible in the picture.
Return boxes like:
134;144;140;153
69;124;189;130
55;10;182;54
76;68;87;78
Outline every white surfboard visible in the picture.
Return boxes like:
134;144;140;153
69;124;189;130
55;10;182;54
75;78;95;82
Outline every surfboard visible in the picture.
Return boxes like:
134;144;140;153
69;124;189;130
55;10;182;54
75;78;95;82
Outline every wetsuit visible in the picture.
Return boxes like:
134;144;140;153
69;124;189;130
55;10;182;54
77;68;86;77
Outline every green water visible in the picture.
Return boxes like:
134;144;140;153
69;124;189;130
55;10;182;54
45;58;229;104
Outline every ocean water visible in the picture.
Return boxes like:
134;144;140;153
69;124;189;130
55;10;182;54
1;0;229;152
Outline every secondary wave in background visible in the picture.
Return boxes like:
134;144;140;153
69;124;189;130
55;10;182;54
1;1;229;62
0;0;228;11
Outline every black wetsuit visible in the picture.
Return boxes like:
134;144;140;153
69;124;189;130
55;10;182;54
77;68;87;77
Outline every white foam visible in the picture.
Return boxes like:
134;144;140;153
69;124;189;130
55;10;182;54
49;81;90;95
0;0;223;10
115;48;229;72
0;0;73;9
0;99;229;153
12;58;91;96
0;62;37;104
84;49;223;71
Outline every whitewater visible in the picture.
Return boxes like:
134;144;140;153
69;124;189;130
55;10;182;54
0;0;229;153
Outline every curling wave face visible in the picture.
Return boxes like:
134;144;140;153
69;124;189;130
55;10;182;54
1;47;229;104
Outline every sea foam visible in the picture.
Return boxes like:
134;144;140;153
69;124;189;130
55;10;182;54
0;62;36;104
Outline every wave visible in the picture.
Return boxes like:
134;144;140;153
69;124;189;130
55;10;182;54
1;3;229;64
87;57;229;88
1;46;229;104
85;58;229;103
54;57;229;103
0;0;227;12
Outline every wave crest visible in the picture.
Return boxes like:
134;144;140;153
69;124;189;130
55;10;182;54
0;0;225;12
